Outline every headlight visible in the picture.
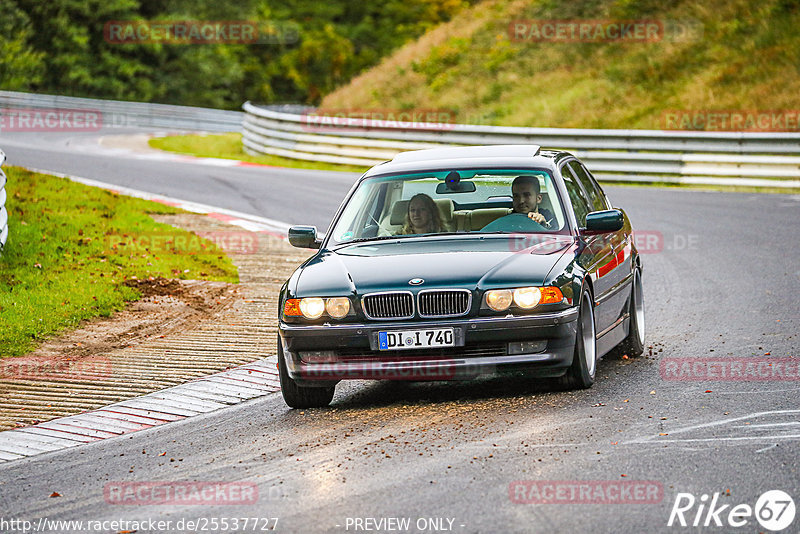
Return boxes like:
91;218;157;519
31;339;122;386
284;297;352;319
298;297;325;319
513;287;541;309
325;297;350;319
486;289;513;311
484;286;563;312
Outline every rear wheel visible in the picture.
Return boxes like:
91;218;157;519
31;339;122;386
278;339;335;408
609;267;645;358
558;288;596;389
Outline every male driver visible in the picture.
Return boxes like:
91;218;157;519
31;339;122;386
480;174;554;232
511;174;553;227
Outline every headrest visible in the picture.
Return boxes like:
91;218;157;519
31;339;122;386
470;208;512;230
539;191;553;212
390;200;410;225
434;198;454;221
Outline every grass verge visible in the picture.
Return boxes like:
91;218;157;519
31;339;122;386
149;132;368;174
321;0;800;131
0;166;239;358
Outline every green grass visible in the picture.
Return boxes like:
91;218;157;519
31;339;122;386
0;167;239;358
149;133;369;174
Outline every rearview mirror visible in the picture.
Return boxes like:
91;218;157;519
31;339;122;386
436;181;476;194
583;209;624;234
288;226;321;249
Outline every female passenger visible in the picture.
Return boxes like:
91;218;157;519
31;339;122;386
398;193;447;235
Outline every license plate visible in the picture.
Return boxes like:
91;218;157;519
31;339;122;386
378;328;455;351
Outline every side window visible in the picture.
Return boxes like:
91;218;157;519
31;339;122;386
357;183;388;238
560;164;591;226
568;161;607;212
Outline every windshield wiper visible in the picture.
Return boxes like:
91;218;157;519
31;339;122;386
344;232;468;244
478;231;557;236
346;235;407;244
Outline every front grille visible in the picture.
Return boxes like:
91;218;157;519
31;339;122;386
362;292;414;320
418;290;471;318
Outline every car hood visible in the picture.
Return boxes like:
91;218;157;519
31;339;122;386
293;235;574;296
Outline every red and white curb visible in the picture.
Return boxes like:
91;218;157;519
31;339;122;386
0;168;299;464
0;359;280;463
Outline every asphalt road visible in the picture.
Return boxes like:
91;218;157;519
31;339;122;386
1;130;799;533
0;130;358;230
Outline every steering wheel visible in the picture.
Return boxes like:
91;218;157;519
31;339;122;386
480;212;546;232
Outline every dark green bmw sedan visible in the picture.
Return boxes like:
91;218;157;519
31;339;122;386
277;145;644;408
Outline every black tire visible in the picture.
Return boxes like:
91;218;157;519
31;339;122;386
608;267;645;359
558;287;597;390
278;339;335;408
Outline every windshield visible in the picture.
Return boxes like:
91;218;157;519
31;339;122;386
329;168;569;245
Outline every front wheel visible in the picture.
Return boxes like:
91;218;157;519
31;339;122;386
278;339;335;408
609;267;645;359
558;287;596;389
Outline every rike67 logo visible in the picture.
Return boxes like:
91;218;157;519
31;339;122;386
668;490;795;531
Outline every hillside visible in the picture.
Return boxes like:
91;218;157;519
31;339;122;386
320;0;800;129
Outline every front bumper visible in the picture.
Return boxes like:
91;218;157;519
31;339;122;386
279;308;579;385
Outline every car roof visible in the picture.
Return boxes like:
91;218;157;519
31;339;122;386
362;145;573;178
392;144;541;162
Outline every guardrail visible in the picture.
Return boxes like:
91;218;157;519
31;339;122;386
242;102;800;188
0;149;7;252
0;91;243;132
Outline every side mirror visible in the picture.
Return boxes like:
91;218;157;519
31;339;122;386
288;226;321;249
583;209;624;234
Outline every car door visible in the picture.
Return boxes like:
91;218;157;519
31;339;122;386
569;161;633;351
560;162;617;336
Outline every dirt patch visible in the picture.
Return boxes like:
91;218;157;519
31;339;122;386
123;276;228;312
123;276;184;297
23;277;239;362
